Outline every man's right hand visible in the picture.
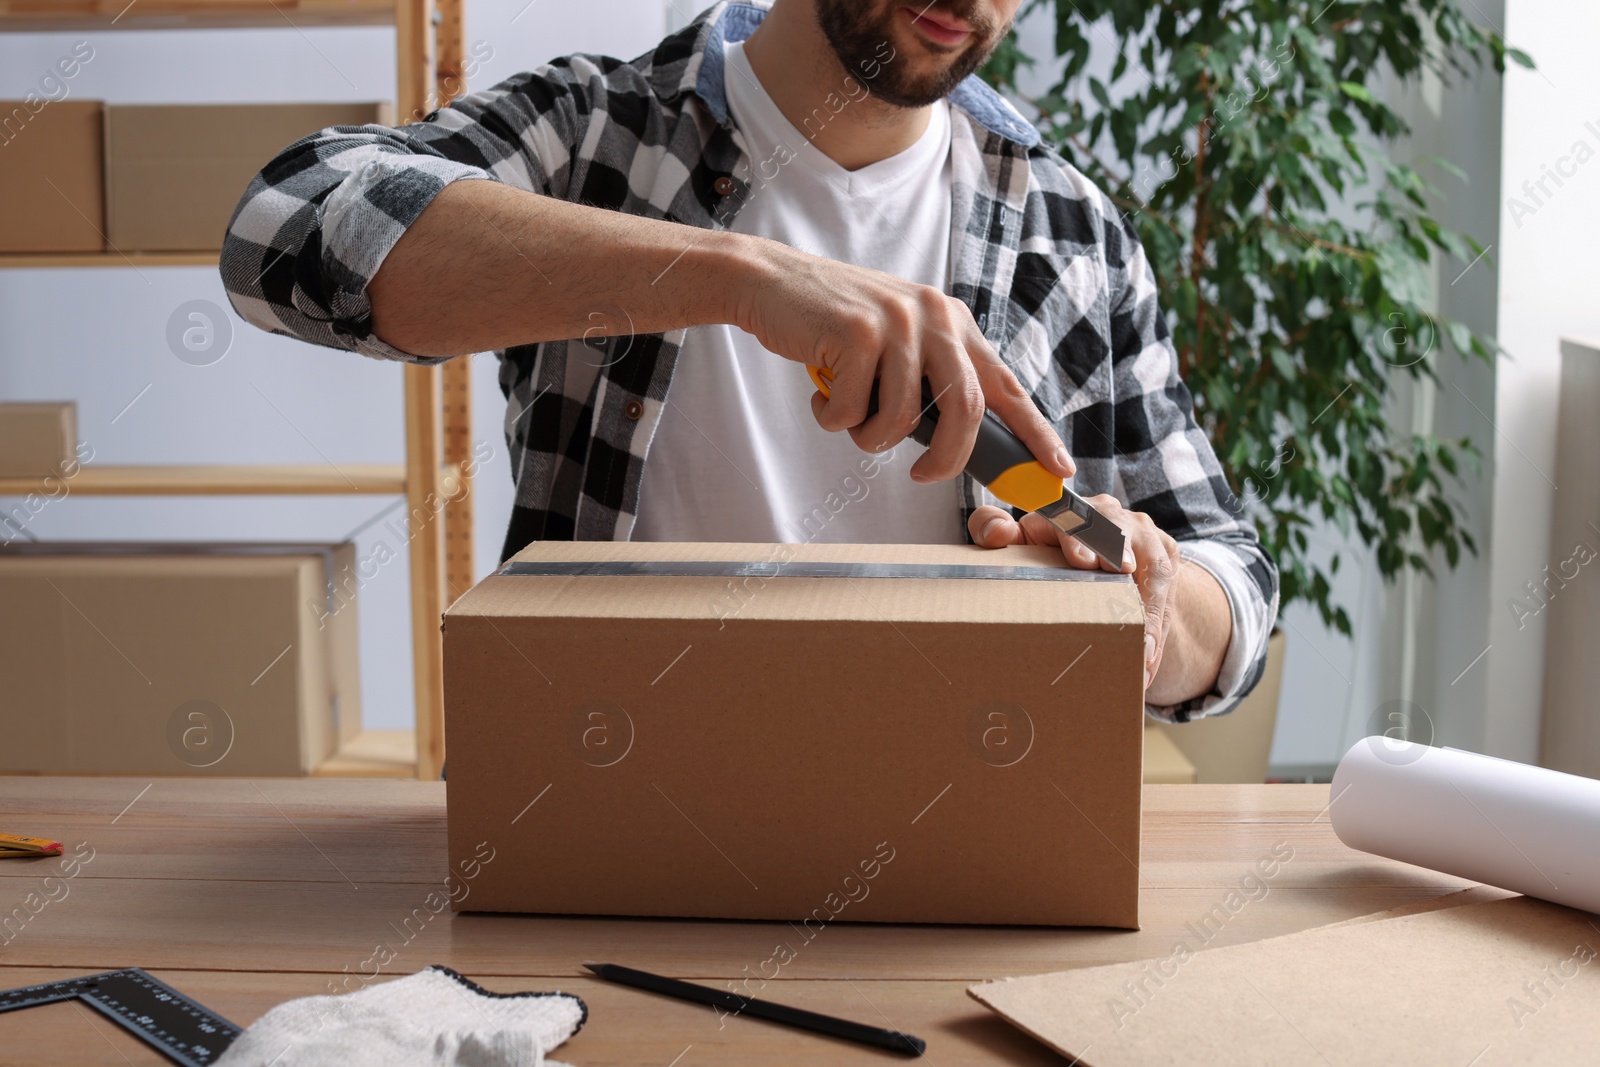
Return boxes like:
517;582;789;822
728;236;1074;484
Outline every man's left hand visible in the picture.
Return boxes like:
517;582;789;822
969;495;1182;692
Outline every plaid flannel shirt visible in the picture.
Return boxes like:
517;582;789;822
219;0;1278;721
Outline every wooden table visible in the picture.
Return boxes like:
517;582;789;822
0;779;1472;1065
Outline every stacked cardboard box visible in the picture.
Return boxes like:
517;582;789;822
0;100;104;253
0;403;76;476
103;103;390;251
0;102;388;253
0;542;362;776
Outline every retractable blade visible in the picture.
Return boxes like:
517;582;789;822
806;366;1128;569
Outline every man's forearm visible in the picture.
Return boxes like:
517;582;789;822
363;177;1072;482
1147;559;1232;707
367;180;755;356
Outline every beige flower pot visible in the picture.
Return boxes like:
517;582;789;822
1149;628;1287;784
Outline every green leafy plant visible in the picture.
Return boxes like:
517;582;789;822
984;2;1531;634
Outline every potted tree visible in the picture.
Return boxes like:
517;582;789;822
983;1;1530;779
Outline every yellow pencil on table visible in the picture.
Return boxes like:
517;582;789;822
0;834;63;859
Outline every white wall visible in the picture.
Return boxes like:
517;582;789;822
1483;0;1600;761
0;0;672;731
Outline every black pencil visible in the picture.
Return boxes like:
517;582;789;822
582;961;926;1056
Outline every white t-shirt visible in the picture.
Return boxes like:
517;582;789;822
631;40;962;545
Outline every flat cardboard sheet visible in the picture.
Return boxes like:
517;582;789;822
970;893;1598;1066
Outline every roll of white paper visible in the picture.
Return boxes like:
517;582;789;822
1330;738;1600;915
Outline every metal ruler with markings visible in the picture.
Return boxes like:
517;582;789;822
0;968;240;1066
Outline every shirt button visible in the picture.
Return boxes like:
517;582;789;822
623;400;645;420
713;175;736;196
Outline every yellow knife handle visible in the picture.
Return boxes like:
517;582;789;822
804;365;1065;513
807;363;834;395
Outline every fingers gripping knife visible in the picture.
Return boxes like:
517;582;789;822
806;365;1128;568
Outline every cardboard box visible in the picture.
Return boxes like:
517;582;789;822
0;99;104;253
104;103;389;252
443;540;1146;927
0;402;76;476
0;542;362;776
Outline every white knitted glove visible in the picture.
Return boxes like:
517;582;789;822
215;965;586;1067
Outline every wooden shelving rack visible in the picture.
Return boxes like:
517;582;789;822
0;1;396;30
0;0;474;780
0;252;222;268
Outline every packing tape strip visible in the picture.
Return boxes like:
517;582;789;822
497;559;1127;582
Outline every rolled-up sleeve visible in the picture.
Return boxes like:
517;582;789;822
1104;211;1280;723
219;63;583;361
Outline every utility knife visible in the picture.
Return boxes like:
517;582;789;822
806;365;1128;568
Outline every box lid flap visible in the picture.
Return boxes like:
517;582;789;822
449;541;1140;626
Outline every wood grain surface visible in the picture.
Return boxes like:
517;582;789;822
0;779;1472;1064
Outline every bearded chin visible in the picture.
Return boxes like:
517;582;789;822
813;0;1000;109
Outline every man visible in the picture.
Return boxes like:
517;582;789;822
220;0;1278;721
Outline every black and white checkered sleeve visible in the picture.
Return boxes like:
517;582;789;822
218;64;586;361
1104;212;1281;723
